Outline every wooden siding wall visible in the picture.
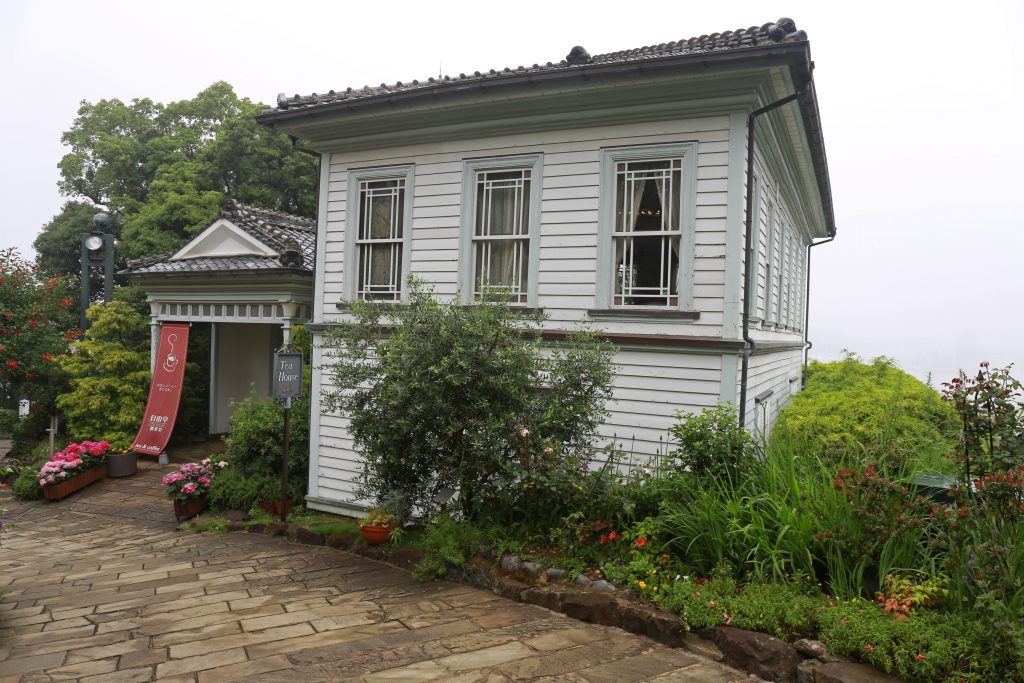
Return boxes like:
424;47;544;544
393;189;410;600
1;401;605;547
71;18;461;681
747;146;810;339
308;118;739;510
741;348;804;434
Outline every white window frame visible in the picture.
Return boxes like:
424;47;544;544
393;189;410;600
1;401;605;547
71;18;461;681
597;143;698;311
459;155;542;306
344;165;414;302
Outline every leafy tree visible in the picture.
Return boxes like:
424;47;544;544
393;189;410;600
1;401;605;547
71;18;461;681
37;82;317;266
55;300;150;449
0;249;76;410
322;280;614;523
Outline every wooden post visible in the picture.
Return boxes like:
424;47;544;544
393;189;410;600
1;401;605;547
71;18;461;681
280;396;291;523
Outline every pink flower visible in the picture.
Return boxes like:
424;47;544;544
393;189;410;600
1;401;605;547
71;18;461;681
709;600;715;607
217;461;228;468
181;483;197;495
520;428;530;437
198;477;211;487
865;645;874;653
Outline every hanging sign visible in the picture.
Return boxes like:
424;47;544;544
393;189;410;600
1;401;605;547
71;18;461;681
132;324;190;456
272;352;304;399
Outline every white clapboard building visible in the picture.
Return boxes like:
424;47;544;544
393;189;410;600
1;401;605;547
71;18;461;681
257;18;836;515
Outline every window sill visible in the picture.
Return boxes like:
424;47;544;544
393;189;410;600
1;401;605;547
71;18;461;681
336;302;544;315
587;309;700;322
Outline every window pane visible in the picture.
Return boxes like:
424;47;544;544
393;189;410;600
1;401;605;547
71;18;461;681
357;177;404;301
612;158;683;306
473;168;531;300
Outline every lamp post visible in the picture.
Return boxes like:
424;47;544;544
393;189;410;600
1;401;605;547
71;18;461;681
80;212;115;330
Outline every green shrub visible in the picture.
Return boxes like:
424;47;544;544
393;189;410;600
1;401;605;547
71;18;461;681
668;404;756;481
56;301;151;451
0;408;16;437
413;515;482;581
817;600;1006;682
206;466;280;512
12;467;43;500
775;354;958;470
222;368;310;485
322;278;614;526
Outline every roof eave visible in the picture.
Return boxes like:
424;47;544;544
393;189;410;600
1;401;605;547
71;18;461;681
257;43;812;128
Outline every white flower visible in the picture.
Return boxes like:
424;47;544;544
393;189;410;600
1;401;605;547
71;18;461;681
520;428;530;437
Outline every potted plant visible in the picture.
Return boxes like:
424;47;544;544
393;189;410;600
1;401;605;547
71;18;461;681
37;440;110;501
162;458;227;521
359;507;399;545
106;446;138;478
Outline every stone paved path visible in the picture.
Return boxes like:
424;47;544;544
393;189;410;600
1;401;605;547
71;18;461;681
0;460;751;682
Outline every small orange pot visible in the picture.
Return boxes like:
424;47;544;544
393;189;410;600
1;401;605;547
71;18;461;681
360;524;397;546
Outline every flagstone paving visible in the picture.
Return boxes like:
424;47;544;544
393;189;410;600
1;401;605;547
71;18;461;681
0;459;753;682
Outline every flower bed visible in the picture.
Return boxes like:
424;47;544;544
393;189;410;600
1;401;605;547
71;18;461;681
37;440;110;501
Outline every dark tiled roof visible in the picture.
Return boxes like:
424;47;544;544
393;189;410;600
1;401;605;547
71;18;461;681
125;200;316;276
272;18;807;113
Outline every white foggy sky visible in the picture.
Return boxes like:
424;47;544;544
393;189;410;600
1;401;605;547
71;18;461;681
2;0;1021;384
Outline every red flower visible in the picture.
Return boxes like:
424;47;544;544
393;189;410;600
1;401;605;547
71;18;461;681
6;360;16;369
916;654;925;662
41;352;53;362
635;537;647;548
608;531;620;541
599;534;607;545
865;644;874;653
28;320;38;328
25;373;32;379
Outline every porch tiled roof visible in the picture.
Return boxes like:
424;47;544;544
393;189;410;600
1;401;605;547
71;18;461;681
270;18;807;113
125;201;316;276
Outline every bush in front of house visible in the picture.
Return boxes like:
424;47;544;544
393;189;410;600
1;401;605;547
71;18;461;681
321;278;614;528
207;366;310;513
773;353;958;471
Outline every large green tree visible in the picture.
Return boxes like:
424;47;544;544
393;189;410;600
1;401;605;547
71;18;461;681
36;82;317;268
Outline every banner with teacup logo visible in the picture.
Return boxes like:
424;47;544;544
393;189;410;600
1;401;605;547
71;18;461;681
132;324;189;456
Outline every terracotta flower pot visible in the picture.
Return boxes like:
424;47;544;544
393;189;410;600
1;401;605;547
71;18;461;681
42;464;108;501
360;524;397;546
173;495;206;522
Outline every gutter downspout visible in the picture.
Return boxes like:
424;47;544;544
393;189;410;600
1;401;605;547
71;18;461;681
801;234;835;387
738;89;805;429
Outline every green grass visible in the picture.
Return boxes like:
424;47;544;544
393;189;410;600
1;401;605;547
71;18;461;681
188;517;231;534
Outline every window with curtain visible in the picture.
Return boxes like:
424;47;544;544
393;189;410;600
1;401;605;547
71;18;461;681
612;158;682;307
472;169;531;302
356;178;405;301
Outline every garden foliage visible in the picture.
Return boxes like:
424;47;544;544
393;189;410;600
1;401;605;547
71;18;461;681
0;248;76;447
942;361;1024;479
56;301;151;451
774;354;958;469
208;364;310;512
321;280;614;524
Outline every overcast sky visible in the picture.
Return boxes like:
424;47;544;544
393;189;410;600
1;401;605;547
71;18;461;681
2;0;1021;385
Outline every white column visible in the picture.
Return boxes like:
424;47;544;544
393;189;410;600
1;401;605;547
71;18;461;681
149;302;161;374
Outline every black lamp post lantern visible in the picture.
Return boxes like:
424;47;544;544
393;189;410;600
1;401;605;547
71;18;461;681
80;212;115;330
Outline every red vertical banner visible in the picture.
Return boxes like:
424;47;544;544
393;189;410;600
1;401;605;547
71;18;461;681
132;324;190;456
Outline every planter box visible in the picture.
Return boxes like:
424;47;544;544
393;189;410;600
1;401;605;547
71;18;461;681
360;524;397;546
42;464;108;501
